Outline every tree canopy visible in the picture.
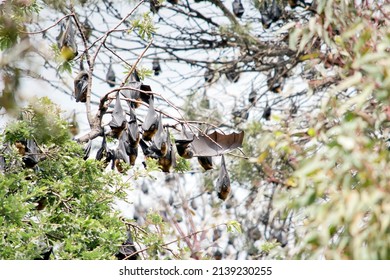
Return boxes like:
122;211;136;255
0;0;389;260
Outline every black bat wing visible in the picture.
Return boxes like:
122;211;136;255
139;84;153;104
141;97;159;140
22;139;39;168
56;21;65;48
106;62;116;87
96;135;107;161
127;106;139;147
139;139;159;159
226;69;240;83
0;154;5;171
74;71;88;102
116;135;129;164
152;58;161;76
83;140;92;160
153;113;166;150
129;146;138;166
109;93;126;129
248;89;257;104
271;0;282;21
116;230;138;260
64;18;77;50
169;132;177;170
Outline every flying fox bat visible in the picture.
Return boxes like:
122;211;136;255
121;71;142;108
216;155;231;201
260;1;272;29
68;110;79;136
139;139;161;171
96;135;107;162
139;139;158;159
116;228;138;260
109;93;127;138
142;97;159;141
22;139;39;168
34;247;53;260
81;18;92;41
141;183;149;194
288;0;315;9
141;140;166;159
191;131;244;157
120;130;138;166
248;85;257;104
152;58;161;76
122;71;152;108
150;0;161;14
139;84;153;104
262;103;272;120
204;68;214;83
175;139;194;159
106;58;116;87
15;141;26;156
226;69;240;83
260;0;281;26
117;132;130;164
270;0;282;22
96;134;115;168
128;146;138;166
232;109;249;122
127;105;140;148
74;63;89;103
57;17;78;61
153;113;167;156
232;0;245;18
267;70;283;93
175;128;195;159
114;132;130;173
158;129;176;172
288;0;299;8
198;156;213;171
83;140;92;160
0;154;5;172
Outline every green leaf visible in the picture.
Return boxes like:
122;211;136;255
226;220;242;234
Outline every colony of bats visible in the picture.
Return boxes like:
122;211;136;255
85;65;245;201
0;4;249;205
0;0;323;260
0;0;315;201
67;14;244;201
76;63;245;200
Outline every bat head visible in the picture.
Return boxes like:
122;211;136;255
198;156;213;170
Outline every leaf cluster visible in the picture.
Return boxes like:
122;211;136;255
0;100;128;259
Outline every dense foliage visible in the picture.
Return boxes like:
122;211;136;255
1;98;127;259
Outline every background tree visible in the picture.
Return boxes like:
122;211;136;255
1;0;389;259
